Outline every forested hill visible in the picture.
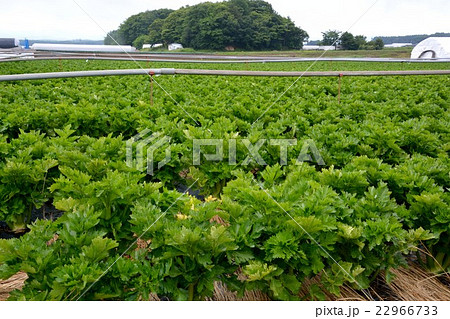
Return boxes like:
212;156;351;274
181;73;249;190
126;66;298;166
105;0;308;51
375;32;450;45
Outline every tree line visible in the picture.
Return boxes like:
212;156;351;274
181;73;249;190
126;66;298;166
105;0;308;50
105;0;391;51
375;32;450;45
320;30;384;50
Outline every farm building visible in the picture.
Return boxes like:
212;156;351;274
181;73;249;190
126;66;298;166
411;37;450;59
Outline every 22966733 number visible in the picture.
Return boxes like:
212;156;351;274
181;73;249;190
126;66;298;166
376;306;438;316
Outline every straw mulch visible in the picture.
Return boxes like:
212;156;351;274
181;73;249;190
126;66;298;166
1;262;449;301
0;272;27;301
297;262;450;301
388;263;450;301
206;281;270;301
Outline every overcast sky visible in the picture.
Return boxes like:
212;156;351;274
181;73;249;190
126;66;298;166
1;0;449;41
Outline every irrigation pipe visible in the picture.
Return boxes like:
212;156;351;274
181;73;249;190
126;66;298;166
1;56;306;64
15;50;450;62
33;51;284;60
0;68;449;82
175;69;450;77
2;55;450;64
0;68;175;82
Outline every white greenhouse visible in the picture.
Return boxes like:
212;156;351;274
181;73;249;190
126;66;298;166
302;45;335;51
142;44;163;49
31;43;136;53
384;43;412;48
411;37;450;59
168;43;183;51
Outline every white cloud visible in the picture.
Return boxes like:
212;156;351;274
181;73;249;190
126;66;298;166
0;0;448;40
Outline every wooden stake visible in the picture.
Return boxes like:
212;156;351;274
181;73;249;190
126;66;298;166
149;72;154;106
338;73;343;104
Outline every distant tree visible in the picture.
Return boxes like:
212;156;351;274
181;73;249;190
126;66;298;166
111;0;307;51
148;19;165;44
363;38;384;50
320;30;341;48
160;7;189;45
340;32;358;50
104;30;124;45
118;9;174;45
283;19;309;50
133;35;151;49
181;2;236;50
158;0;307;50
354;35;367;50
228;0;253;48
318;30;382;51
373;38;384;50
